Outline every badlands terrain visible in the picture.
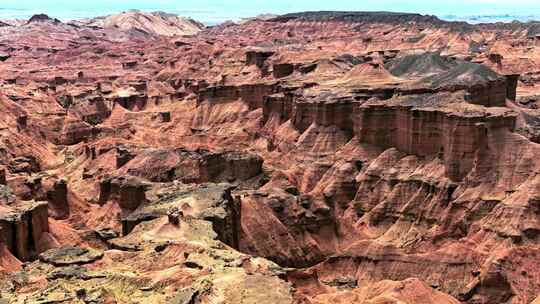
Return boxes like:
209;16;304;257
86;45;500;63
0;9;540;304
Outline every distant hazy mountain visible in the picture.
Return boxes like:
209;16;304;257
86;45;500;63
442;14;540;24
79;10;205;36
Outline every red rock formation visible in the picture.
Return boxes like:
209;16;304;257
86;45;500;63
273;63;295;78
98;175;149;210
0;167;6;185
82;10;205;37
46;179;69;219
289;276;461;304
198;83;277;110
59;117;95;145
246;50;275;68
119;148;263;183
3;9;540;304
115;146;135;169
0;201;49;261
506;74;520;100
354;99;516;181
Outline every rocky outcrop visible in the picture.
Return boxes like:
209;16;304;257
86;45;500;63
46;179;69;219
263;90;516;181
0;167;6;185
0;201;49;261
121;212;160;237
292;97;355;135
9;156;40;174
112;92;148;111
354;102;516;181
505;74;520;100
273;63;295;78
464;79;508;107
202;151;264;183
263;93;295;126
116;146;135;169
6;7;540;304
198;83;277;109
262;92;357;157
65;95;113;125
121;183;240;246
122;148;263;184
98;176;149;210
199;185;240;248
385;53;512;107
85;10;204;37
39;246;103;266
246;50;275;68
59;117;95;145
27;14;61;24
237;189;334;267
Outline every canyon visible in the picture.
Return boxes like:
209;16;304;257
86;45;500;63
0;9;539;304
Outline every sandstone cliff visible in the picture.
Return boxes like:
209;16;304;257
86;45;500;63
1;9;540;304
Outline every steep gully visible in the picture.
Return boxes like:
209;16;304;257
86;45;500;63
67;51;528;303
162;51;538;303
2;14;540;301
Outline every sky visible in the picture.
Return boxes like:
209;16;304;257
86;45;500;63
3;0;540;24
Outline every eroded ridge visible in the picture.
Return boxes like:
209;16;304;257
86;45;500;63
0;10;539;304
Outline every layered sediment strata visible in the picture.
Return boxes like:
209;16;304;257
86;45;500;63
263;93;295;126
383;52;516;106
4;9;540;304
292;96;355;135
237;189;335;267
246;49;275;69
0;201;49;261
198;83;278;109
262;90;516;181
464;80;508;106
59;117;96;145
354;96;517;181
98;175;150;210
81;10;205;37
46;179;69;219
121;183;239;246
119;148;263;183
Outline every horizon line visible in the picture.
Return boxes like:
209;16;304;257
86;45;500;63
2;8;540;25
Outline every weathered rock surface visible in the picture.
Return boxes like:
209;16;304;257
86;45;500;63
2;9;540;304
82;10;205;36
121;183;239;245
0;201;49;261
120;148;263;183
98;175;150;210
39;246;103;266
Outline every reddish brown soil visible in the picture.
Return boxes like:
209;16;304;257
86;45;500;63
0;10;539;304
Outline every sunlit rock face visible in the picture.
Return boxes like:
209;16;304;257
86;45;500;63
2;9;540;304
79;10;205;37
